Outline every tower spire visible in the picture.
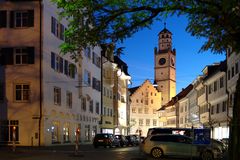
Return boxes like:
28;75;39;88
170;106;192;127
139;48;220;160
164;22;166;29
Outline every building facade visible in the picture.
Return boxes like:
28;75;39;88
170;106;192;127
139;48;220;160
0;0;102;146
129;80;161;137
113;56;131;135
100;48;117;134
154;26;176;106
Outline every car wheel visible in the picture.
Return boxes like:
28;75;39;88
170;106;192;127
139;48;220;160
201;151;214;160
151;147;163;158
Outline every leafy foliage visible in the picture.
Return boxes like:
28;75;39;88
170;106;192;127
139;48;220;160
52;0;240;54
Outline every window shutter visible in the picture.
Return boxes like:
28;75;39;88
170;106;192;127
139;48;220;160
51;52;55;69
51;17;54;34
64;60;68;75
59;57;63;73
1;48;13;65
27;47;35;64
10;11;15;28
0;11;7;28
28;10;34;27
59;24;64;40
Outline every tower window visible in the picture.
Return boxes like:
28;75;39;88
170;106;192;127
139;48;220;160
162;35;164;38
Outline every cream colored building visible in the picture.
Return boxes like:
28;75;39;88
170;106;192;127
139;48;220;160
129;80;161;136
113;56;131;135
0;0;101;146
100;48;117;134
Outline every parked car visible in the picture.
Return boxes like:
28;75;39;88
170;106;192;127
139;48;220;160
140;134;223;160
126;135;139;146
115;135;128;147
211;139;227;153
93;133;120;148
221;138;229;147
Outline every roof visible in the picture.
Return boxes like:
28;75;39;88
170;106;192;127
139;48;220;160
203;60;226;81
158;28;172;35
114;56;130;76
128;86;140;96
158;84;193;110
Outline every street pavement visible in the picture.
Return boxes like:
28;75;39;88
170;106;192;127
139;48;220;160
0;144;228;160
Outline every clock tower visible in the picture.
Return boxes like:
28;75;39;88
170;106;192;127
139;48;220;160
154;24;176;106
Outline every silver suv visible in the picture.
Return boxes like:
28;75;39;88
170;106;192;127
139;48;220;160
140;134;223;160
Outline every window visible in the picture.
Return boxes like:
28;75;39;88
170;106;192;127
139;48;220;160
15;84;30;102
222;101;226;112
54;87;61;105
51;17;58;36
153;119;157;126
185;104;187;112
89;100;93;113
15;11;28;27
208;84;212;94
64;60;68;75
151;99;153;104
92;77;101;91
144;108;149;114
216;104;220;113
146;119;150;126
84;47;91;59
214;81;217;92
180;106;183;113
220;77;224;88
96;102;99;114
14;48;28;65
11;10;34;28
0;83;4;101
82;97;86;111
66;91;72;108
0;120;19;142
51;52;55;69
63;123;70;142
84;70;91;86
138;108;142;114
139;119;143;126
132;107;136;113
51;121;59;143
92;52;100;67
211;105;214;115
51;16;65;40
145;100;148;105
68;63;76;78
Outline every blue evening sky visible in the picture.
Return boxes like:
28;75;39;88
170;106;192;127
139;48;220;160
119;15;226;94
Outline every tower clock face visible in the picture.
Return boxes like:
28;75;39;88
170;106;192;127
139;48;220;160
159;58;166;65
